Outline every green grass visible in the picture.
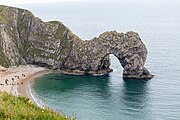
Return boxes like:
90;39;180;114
0;92;74;120
0;52;11;67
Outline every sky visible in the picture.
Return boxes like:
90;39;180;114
0;0;90;5
0;0;179;7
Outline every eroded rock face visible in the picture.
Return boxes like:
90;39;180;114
0;5;154;79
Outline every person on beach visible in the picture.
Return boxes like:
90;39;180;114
22;74;26;77
5;79;9;85
12;78;14;82
15;75;19;79
12;78;14;85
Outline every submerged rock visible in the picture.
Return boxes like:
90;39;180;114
0;5;154;79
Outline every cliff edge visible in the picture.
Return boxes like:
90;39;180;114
0;5;153;79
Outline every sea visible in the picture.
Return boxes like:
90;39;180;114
14;0;180;120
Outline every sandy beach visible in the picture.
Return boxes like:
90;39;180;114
0;65;51;103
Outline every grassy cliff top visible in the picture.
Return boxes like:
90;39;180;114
0;92;73;120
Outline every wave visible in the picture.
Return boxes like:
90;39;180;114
28;81;48;109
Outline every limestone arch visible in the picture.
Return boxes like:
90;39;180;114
90;31;153;79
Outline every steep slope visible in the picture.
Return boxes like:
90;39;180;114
0;5;153;79
0;92;72;120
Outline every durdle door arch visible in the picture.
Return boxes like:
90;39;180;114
77;31;154;79
0;5;153;79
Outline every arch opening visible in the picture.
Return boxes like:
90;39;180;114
109;54;123;74
96;53;123;76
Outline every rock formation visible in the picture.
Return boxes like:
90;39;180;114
0;5;154;79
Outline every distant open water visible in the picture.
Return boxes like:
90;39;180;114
17;1;180;120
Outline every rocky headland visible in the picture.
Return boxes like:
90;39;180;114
0;5;153;79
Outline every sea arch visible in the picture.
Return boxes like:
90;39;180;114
0;5;153;79
66;31;154;79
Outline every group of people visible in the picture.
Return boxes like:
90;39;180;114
0;73;26;86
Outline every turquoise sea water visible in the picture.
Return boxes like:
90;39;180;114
15;1;180;120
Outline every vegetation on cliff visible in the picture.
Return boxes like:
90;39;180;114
0;5;153;78
0;92;72;120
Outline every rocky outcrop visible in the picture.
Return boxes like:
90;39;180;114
0;5;154;79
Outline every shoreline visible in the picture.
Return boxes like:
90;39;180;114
0;65;113;107
0;65;51;106
18;70;51;104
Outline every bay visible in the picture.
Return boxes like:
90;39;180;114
16;1;180;119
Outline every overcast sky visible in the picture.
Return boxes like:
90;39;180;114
0;0;90;5
0;0;179;6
